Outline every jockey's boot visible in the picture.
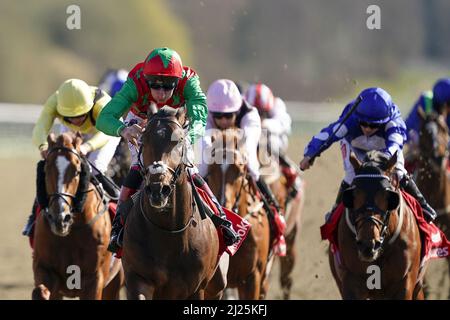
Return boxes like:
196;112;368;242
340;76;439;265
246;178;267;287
108;167;143;253
94;173;120;200
22;199;38;236
107;186;137;253
280;156;301;200
191;173;240;246
400;174;437;223
24;160;48;237
325;180;350;222
256;178;287;235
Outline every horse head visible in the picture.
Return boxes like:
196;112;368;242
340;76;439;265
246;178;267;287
207;128;247;209
342;150;401;262
417;107;449;167
44;132;90;236
141;106;188;209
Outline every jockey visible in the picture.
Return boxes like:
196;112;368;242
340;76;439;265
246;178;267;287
95;47;240;252
299;87;437;223
23;79;121;236
405;78;450;146
98;69;128;97
245;83;301;201
199;79;286;252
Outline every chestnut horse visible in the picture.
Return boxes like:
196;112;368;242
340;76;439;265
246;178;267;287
329;151;425;299
32;132;123;300
122;106;224;299
415;108;450;297
208;129;270;299
258;130;304;299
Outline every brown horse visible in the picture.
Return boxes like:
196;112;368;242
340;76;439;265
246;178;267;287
415;108;450;297
32;132;123;300
258;132;304;299
122;106;223;299
208;129;270;299
329;151;425;299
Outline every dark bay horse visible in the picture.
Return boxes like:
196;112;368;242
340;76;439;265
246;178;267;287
32;132;123;300
208;129;270;299
122;106;223;299
415;107;450;297
329;151;425;299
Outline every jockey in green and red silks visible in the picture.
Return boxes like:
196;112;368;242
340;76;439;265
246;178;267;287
96;47;240;253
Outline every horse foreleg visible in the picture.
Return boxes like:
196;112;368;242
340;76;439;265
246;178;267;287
279;225;297;300
32;266;60;300
79;275;104;300
188;289;205;300
237;271;261;300
125;271;154;300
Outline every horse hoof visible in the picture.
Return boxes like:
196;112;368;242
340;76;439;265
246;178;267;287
32;285;50;300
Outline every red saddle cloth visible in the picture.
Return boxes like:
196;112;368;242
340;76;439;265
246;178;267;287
320;191;450;263
194;187;251;258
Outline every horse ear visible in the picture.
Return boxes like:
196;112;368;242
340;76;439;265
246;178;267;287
342;188;354;209
386;190;400;211
147;102;158;118
47;133;56;146
349;152;361;171
177;106;187;126
417;105;426;121
74;131;83;148
385;151;398;173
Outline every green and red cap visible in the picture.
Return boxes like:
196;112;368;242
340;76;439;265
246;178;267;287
143;47;183;79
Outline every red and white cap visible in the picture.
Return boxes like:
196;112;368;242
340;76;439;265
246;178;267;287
245;83;274;113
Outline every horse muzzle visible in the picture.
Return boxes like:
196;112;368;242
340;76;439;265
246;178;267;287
46;209;73;237
356;238;383;262
145;183;172;209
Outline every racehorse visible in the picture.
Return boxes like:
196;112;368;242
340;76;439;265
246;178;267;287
207;128;270;299
329;151;425;299
32;132;123;300
258;127;304;299
415;108;450;297
122;106;223;299
107;138;131;187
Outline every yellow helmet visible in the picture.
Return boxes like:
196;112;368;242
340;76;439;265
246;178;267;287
56;79;94;117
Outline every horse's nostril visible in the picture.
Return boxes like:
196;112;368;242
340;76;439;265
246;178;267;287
373;240;382;250
63;214;71;223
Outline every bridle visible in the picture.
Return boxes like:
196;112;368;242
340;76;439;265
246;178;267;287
346;173;403;247
139;115;195;233
45;146;91;213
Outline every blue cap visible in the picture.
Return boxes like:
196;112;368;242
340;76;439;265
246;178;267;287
355;87;393;124
433;78;450;106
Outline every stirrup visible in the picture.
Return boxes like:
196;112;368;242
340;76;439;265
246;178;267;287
108;227;123;253
220;224;240;246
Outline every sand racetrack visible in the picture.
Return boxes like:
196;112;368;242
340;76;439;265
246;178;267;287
1;136;448;299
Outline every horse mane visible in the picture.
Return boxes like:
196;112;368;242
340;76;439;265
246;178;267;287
361;150;391;172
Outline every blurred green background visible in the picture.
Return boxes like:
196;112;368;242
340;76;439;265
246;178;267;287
1;0;450;106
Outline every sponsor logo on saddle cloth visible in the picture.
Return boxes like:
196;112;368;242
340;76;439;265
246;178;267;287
195;187;251;257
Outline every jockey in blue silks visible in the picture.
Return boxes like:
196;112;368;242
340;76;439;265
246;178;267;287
405;78;450;146
299;87;437;222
